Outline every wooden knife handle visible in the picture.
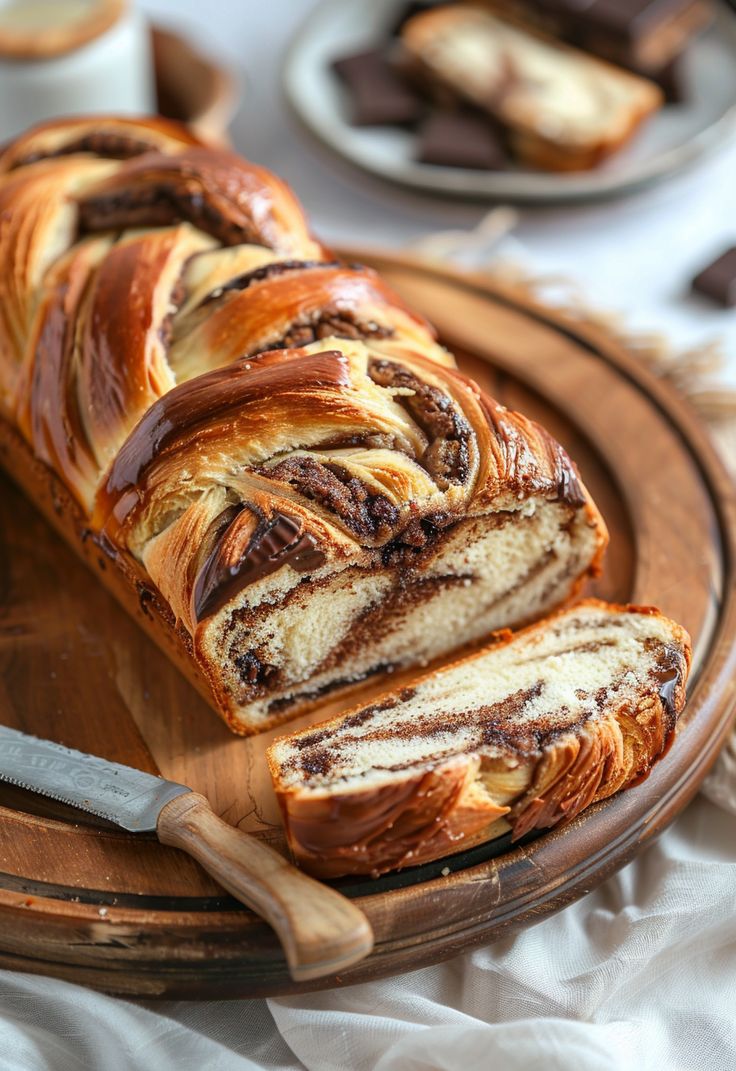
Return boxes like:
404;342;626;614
156;792;373;982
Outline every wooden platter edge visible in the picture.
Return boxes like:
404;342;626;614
0;250;734;998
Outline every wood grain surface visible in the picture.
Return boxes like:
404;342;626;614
0;252;734;999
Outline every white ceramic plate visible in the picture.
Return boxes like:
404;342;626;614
283;0;736;203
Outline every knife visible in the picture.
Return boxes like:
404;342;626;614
0;725;373;981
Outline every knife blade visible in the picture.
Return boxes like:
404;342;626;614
0;724;374;981
0;724;189;830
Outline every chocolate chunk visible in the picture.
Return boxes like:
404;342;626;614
692;247;736;307
332;48;424;126
625;52;688;103
193;510;326;622
416;111;507;170
576;0;712;67
234;651;277;687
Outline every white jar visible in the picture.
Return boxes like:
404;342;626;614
0;1;155;142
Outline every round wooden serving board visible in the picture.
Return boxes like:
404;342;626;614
0;253;734;999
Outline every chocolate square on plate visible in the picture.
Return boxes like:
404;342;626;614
332;48;424;126
416;111;507;170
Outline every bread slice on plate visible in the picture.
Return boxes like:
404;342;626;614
268;601;691;877
401;6;663;171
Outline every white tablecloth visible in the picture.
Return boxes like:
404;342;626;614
2;2;735;1068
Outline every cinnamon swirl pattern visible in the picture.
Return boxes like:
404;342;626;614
268;602;691;877
0;116;607;733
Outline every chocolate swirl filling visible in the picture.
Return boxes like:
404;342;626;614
269;309;394;351
192;507;325;622
15;132;167;169
368;358;472;488
267;455;401;542
652;643;686;736
254;359;475;544
198;260;341;306
288;682;545;781
76;148;305;247
78;183;259;247
181;261;397;355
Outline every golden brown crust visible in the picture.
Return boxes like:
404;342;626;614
75;148;328;257
168;261;452;379
0;416;219;709
0;156;114;414
268;601;691;877
16;225;214;509
276;761;510;879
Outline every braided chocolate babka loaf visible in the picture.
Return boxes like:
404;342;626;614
268;602;691;877
0;116;607;734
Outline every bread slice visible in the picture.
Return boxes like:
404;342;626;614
268;601;690;877
401;6;663;171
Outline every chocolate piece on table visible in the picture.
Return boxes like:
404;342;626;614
692;248;736;307
332;49;424;126
416;111;507;170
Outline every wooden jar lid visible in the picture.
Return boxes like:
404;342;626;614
0;0;125;60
